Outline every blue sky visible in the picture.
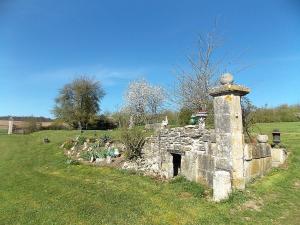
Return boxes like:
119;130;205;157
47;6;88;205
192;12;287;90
0;0;299;118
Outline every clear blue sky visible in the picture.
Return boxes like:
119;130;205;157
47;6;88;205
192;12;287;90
0;0;299;118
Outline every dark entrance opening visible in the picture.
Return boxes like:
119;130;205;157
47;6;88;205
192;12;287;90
172;154;181;177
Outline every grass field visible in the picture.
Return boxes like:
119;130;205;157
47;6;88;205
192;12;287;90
0;122;299;225
0;129;7;135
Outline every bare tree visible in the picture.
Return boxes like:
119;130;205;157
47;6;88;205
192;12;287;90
241;97;257;140
175;29;222;111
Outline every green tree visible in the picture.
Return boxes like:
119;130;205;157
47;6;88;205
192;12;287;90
178;108;193;126
52;76;105;129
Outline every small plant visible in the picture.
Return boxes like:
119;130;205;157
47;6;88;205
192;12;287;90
120;128;145;160
66;159;80;165
80;151;93;161
76;136;86;145
62;139;75;150
223;190;247;204
95;150;107;159
100;134;112;144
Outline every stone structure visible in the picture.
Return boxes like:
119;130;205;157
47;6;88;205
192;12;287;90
209;73;250;190
8;117;14;135
123;73;287;202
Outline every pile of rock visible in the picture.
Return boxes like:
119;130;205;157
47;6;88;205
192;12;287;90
122;156;161;176
61;135;125;165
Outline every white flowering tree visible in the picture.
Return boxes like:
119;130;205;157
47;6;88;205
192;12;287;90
124;79;166;125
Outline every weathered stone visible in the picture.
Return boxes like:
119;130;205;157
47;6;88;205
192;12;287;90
257;135;269;143
220;73;234;85
209;84;250;97
271;148;287;167
244;144;253;161
213;171;232;202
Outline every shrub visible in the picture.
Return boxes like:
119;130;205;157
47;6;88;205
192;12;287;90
120;128;145;160
178;108;193;126
43;121;69;130
88;115;118;130
23;119;39;134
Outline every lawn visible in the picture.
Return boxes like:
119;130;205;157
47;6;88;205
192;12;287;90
0;122;299;225
0;129;7;135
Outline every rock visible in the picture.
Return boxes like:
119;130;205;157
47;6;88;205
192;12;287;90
106;156;112;164
95;158;105;164
220;73;234;85
83;142;89;150
114;149;120;157
257;135;268;143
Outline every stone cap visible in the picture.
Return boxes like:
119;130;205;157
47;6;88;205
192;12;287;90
209;84;250;97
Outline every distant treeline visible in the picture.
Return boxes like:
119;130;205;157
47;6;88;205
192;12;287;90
253;104;300;123
0;116;53;122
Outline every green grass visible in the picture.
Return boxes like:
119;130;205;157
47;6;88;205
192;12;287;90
0;123;300;224
0;129;7;135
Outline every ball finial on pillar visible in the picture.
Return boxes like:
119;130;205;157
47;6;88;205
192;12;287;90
220;73;234;85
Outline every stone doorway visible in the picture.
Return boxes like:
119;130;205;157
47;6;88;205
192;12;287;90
172;154;181;177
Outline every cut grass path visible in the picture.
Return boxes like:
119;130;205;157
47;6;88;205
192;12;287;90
0;123;300;224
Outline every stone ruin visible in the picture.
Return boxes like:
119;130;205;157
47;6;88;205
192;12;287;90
123;73;287;201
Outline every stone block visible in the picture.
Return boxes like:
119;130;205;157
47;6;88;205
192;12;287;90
213;170;232;202
244;144;253;161
209;143;216;155
262;157;272;174
202;133;210;142
215;158;231;171
210;132;217;143
271;148;287;167
252;145;261;159
249;159;261;177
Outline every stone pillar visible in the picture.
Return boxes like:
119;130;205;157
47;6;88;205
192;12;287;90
8;117;14;135
209;73;250;191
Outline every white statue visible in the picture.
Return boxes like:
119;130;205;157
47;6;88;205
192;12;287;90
161;116;168;129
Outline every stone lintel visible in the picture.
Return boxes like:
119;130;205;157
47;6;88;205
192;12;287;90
167;149;185;155
209;84;250;97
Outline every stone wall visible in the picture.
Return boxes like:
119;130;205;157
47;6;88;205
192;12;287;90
123;125;217;186
244;137;273;183
123;73;288;202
